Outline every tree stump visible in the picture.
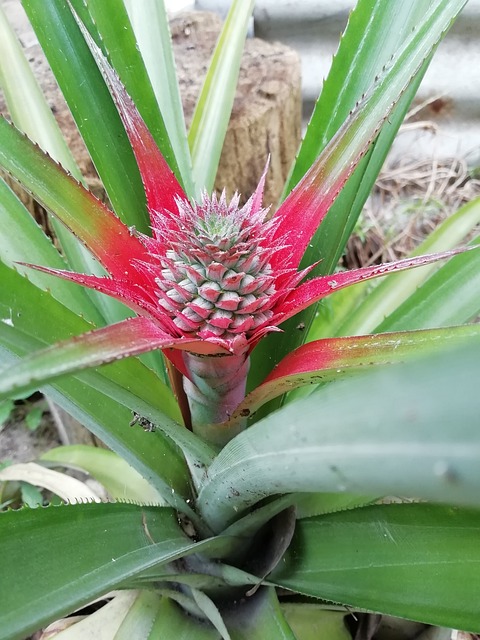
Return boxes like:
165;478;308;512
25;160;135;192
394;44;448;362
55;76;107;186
0;6;302;210
171;11;302;206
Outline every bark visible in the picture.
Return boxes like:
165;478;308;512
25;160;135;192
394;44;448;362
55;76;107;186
171;10;302;208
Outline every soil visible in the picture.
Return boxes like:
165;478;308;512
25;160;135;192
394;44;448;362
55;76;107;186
0;398;60;464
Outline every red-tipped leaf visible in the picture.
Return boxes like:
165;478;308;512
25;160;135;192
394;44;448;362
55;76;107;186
74;13;189;225
225;325;480;426
270;92;384;272
270;0;468;274
275;247;477;325
20;263;174;330
0;117;148;280
0;315;230;402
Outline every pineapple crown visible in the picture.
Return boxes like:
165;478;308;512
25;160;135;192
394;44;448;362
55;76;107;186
135;188;296;355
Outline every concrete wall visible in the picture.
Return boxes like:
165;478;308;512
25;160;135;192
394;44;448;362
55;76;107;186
166;0;195;11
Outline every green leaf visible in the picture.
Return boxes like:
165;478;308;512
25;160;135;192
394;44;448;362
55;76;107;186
271;503;480;633
149;596;221;639
0;319;194;514
0;399;14;425
25;406;43;431
375;236;480;332
0;502;217;640
293;492;375;520
188;0;254;195
335;197;480;337
131;557;259;591
228;325;480;423
68;0;188;193
123;0;194;196
20;482;43;507
0;334;193;513
248;0;465;401
0;261;180;424
41;445;163;504
221;495;298;542
0;5;79;177
198;341;480;532
223;588;296;640
21;0;150;233
191;588;232;640
280;604;351;640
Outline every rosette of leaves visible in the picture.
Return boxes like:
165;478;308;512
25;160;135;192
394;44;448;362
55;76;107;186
0;1;480;639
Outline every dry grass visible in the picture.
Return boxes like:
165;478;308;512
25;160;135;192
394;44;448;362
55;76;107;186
344;98;480;270
344;153;480;270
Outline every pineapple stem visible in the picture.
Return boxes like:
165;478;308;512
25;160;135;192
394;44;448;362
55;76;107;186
183;352;250;446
